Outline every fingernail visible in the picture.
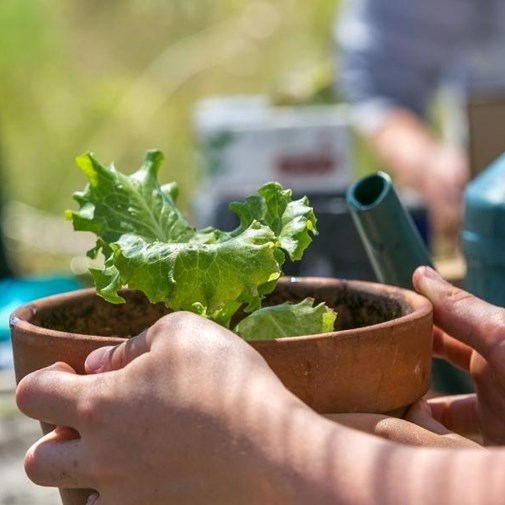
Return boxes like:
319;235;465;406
85;346;113;374
86;493;99;505
421;266;441;281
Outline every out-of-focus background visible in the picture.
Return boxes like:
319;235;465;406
1;0;364;276
1;3;361;501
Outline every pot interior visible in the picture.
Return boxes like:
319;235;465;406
266;279;409;331
30;289;169;337
27;278;410;338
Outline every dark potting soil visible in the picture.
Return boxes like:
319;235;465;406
265;279;409;331
31;289;170;338
30;280;409;338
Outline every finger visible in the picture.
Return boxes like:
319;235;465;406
404;399;453;435
86;493;100;505
325;412;479;448
432;326;473;372
426;394;479;438
471;359;505;445
85;330;149;374
413;266;505;361
404;399;480;448
85;311;239;375
25;428;95;489
324;412;389;435
16;363;82;427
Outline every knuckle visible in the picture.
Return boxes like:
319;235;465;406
168;310;200;325
15;372;41;413
24;447;44;484
15;376;32;412
75;392;107;428
444;287;474;308
150;310;198;339
487;312;505;338
488;334;505;373
477;312;505;352
156;310;190;328
16;362;74;413
23;442;65;487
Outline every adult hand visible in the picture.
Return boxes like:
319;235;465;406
369;109;469;253
16;311;311;505
413;266;505;445
88;306;478;453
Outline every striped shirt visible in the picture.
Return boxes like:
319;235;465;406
335;0;505;133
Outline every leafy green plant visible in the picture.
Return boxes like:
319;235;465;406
66;149;336;339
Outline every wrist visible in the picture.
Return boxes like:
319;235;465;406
251;396;371;504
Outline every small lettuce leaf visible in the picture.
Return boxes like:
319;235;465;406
66;150;194;245
66;150;319;328
229;183;317;261
235;298;337;340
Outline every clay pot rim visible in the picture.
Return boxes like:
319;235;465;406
9;276;432;345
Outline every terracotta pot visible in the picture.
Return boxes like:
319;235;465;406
10;276;432;505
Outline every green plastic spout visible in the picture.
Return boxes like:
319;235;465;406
346;171;434;290
347;172;474;394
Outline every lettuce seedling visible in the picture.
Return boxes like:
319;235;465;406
66;149;336;339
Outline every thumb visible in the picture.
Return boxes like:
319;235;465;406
412;266;505;359
404;399;452;436
85;330;150;374
404;399;482;448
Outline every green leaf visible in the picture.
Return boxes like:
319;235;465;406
95;225;282;328
235;298;337;340
66;151;319;329
229;182;317;261
66;150;194;245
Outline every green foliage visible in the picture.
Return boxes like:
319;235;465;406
67;149;335;337
236;298;337;340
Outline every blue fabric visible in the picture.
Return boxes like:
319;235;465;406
0;275;83;368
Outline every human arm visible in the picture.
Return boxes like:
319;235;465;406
366;110;469;245
320;264;505;449
335;0;470;244
16;309;505;505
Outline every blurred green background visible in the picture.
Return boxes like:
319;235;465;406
0;0;355;274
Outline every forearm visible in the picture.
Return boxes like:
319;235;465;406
255;399;503;505
367;109;440;188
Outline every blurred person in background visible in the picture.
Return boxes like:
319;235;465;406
335;0;505;255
